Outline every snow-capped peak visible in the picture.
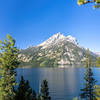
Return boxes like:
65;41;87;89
50;32;66;40
39;32;66;47
38;32;78;48
66;35;78;45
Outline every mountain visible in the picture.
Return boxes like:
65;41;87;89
19;32;97;67
38;32;78;48
96;52;100;56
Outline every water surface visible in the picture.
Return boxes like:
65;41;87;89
16;67;100;100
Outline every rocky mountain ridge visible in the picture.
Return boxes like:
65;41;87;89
19;32;97;67
38;32;78;48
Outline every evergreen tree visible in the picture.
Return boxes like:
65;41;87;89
80;49;97;100
77;0;100;8
85;49;92;68
39;80;51;100
80;68;97;100
32;90;37;100
37;94;41;100
0;34;19;100
15;76;36;100
96;57;100;67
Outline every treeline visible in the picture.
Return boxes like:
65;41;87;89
0;34;51;100
15;76;51;100
20;57;58;68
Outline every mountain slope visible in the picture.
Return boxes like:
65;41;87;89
19;32;97;67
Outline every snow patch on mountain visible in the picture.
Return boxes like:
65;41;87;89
96;52;100;56
39;32;65;45
38;32;78;48
66;35;78;45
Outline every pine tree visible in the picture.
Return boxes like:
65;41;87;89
77;0;100;8
40;80;51;100
80;49;97;100
15;76;36;100
96;57;100;67
37;94;41;100
32;90;37;100
0;34;19;100
80;68;97;100
85;49;92;68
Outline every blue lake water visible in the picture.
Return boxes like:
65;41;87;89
16;67;100;100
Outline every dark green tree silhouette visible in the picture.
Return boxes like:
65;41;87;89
39;80;51;100
80;49;97;100
15;76;37;100
37;94;41;100
0;34;19;100
80;68;97;100
32;90;37;100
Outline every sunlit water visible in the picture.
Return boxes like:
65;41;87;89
16;67;100;100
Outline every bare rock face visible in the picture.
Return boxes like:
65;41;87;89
58;58;71;65
18;54;33;62
19;32;97;67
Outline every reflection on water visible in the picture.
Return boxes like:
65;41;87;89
16;67;100;100
58;64;83;68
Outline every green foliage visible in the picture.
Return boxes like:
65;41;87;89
94;85;100;98
32;90;37;100
37;94;41;100
85;49;92;68
15;77;51;100
77;0;100;8
15;76;36;100
96;57;100;67
78;0;86;5
96;0;100;3
80;68;97;100
80;49;97;100
0;34;52;100
73;97;81;100
73;49;100;100
0;34;19;100
40;61;48;67
39;58;57;67
39;80;51;100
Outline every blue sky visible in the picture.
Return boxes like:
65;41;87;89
0;0;100;52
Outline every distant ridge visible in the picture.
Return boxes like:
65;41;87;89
19;32;97;67
96;52;100;56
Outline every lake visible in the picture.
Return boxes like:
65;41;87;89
16;67;100;100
